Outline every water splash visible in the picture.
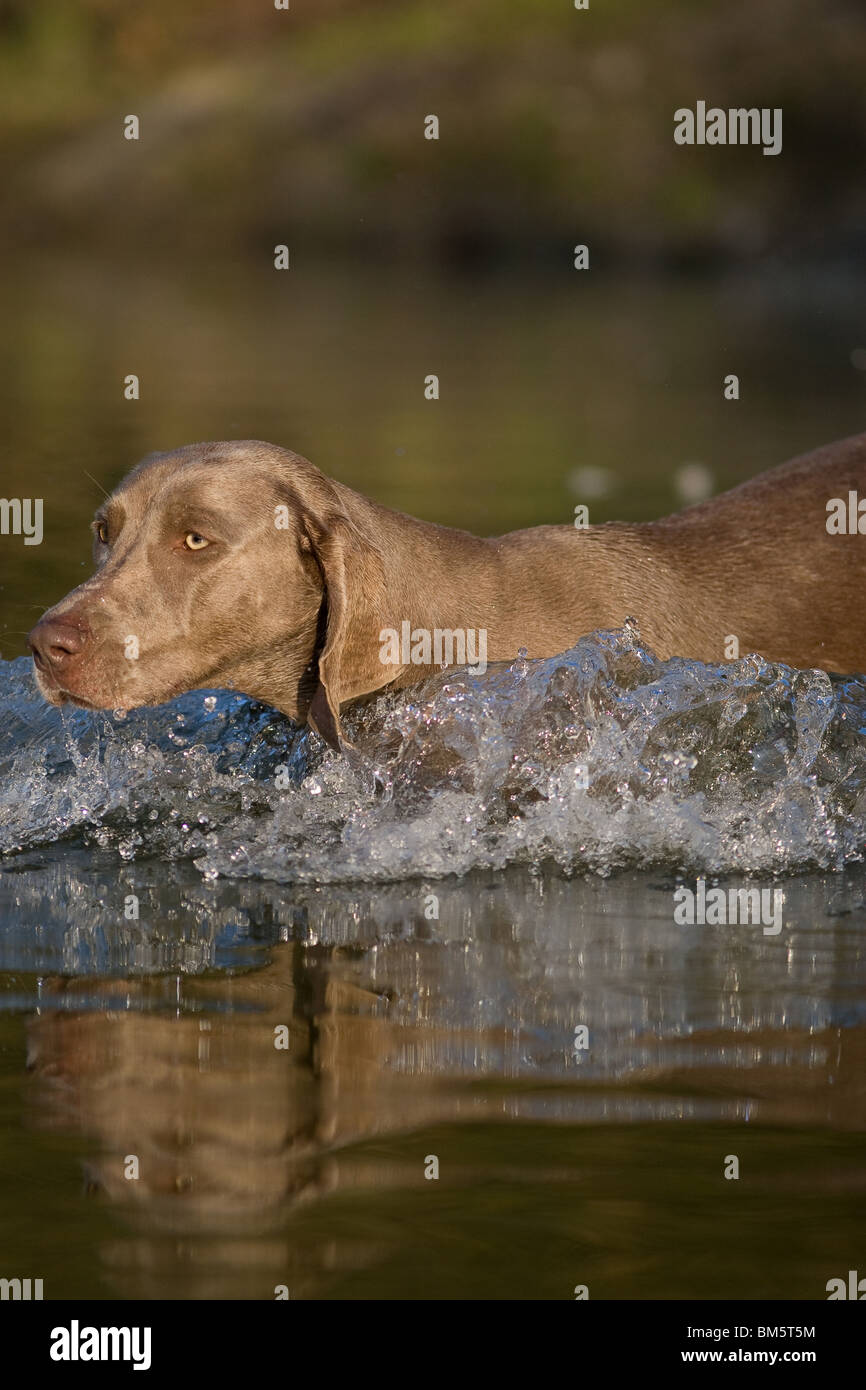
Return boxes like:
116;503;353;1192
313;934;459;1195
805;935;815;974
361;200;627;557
1;626;865;882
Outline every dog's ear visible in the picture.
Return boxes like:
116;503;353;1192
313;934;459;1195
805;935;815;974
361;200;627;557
302;512;390;750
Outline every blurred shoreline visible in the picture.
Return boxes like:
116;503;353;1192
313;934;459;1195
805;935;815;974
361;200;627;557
1;0;865;268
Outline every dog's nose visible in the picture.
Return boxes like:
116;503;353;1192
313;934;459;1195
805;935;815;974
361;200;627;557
28;617;91;672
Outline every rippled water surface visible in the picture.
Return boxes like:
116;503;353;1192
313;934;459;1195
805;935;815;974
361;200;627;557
2;261;866;1299
3;627;866;881
2;631;866;1298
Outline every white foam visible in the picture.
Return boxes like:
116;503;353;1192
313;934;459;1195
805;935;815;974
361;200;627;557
1;625;862;882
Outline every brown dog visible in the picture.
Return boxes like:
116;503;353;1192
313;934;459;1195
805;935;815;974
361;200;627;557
28;433;866;748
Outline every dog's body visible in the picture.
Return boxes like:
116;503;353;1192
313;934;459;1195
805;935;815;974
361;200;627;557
29;433;866;747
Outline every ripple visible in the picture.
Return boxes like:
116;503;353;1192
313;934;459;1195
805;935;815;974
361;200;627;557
2;625;865;882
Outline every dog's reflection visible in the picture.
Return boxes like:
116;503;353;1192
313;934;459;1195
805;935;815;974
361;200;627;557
23;932;866;1299
24;941;477;1296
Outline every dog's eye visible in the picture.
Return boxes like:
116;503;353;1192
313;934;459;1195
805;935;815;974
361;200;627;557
96;522;109;545
184;532;209;551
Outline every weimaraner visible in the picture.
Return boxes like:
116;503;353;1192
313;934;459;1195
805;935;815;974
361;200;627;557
28;433;866;749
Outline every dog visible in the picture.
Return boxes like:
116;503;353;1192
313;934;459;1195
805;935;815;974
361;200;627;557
28;433;866;749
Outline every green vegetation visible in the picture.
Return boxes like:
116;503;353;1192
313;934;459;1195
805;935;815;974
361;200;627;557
0;0;863;264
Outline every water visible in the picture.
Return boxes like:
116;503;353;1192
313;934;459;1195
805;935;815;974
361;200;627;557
1;626;865;881
2;258;866;1299
2;630;866;1298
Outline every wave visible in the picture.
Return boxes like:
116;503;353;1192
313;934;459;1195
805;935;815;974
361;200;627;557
2;625;865;882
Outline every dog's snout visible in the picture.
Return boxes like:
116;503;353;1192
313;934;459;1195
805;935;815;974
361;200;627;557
28;616;91;672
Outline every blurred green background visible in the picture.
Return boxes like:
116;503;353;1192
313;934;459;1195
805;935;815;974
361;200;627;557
2;0;865;264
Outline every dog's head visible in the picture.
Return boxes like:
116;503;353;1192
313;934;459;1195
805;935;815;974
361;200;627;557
28;441;391;747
